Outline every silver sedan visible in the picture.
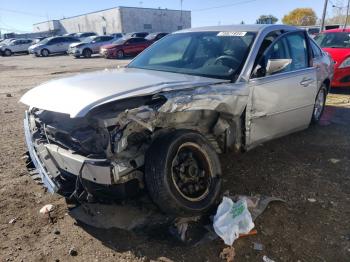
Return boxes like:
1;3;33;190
68;35;116;58
21;25;333;216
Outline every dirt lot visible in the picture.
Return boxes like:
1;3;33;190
0;54;349;262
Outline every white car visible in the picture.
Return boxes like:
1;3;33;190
1;39;33;56
68;35;116;58
28;36;80;57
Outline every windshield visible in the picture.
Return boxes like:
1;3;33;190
315;32;350;48
145;34;157;40
38;38;51;45
128;31;256;80
112;38;127;45
82;36;94;43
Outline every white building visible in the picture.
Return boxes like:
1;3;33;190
33;6;191;35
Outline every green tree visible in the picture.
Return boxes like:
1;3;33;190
256;15;278;24
282;8;317;26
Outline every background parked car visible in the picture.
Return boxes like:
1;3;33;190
68;35;115;58
145;32;168;43
29;36;80;57
110;33;124;39
1;39;33;56
0;38;15;49
125;32;149;38
75;32;97;40
63;33;77;37
315;29;350;88
32;37;46;45
100;37;151;59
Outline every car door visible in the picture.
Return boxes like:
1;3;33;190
309;38;328;88
134;38;148;54
23;40;32;51
49;38;63;53
94;36;113;53
10;40;21;52
246;31;318;149
123;39;136;55
61;37;75;52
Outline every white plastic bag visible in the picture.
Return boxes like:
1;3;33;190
213;197;255;245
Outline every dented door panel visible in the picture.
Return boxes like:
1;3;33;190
246;68;318;149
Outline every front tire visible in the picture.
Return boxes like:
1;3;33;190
145;130;222;217
116;50;124;59
4;49;12;56
311;85;327;124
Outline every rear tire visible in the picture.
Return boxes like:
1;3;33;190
311;85;327;124
41;49;49;57
145;130;222;217
82;48;92;58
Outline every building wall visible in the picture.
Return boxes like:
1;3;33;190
120;7;191;33
59;8;122;35
32;7;191;35
33;20;61;33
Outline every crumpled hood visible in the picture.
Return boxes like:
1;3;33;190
70;42;83;48
20;68;227;118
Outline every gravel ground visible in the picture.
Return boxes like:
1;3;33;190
0;54;349;262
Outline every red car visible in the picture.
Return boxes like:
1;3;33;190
100;37;151;59
315;29;350;88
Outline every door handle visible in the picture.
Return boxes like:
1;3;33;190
300;78;314;87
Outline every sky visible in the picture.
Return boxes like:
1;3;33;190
0;0;342;33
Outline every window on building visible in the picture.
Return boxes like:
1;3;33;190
177;26;183;30
144;24;152;30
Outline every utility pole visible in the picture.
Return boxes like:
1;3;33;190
344;0;350;29
321;0;328;31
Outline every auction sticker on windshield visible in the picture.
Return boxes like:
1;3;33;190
217;32;247;37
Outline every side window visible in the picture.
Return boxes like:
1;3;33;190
252;32;308;78
286;33;308;70
127;39;136;44
135;38;146;43
310;40;322;58
48;38;59;45
101;36;113;42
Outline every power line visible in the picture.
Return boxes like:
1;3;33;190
0;8;46;18
192;0;258;12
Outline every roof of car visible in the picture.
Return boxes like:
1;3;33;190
176;24;298;33
323;28;350;33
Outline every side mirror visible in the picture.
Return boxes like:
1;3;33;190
266;59;292;75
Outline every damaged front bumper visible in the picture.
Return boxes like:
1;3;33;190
23;111;142;198
24;111;58;193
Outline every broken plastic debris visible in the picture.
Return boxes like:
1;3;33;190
9;218;17;224
213;197;254;245
263;255;275;262
39;204;55;214
239;229;258;238
308;198;317;203
329;158;341;164
253;242;264;251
